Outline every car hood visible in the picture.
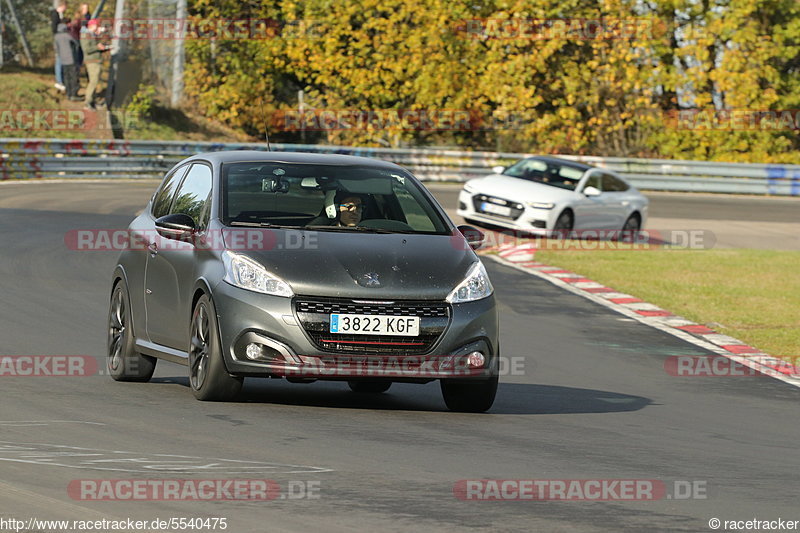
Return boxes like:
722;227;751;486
226;230;477;300
471;175;577;203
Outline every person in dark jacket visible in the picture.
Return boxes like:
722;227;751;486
51;0;68;92
54;22;81;100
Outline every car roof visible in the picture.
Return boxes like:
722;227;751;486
188;150;405;170
528;155;594;172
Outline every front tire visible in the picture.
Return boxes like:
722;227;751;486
552;210;573;239
440;374;498;413
107;280;156;382
189;294;243;401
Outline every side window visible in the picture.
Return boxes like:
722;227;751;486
583;173;601;191
152;165;189;218
602;173;629;192
171;163;213;228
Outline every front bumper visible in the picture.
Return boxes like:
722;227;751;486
457;189;557;232
212;280;499;381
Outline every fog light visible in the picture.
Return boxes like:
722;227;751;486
245;343;262;360
467;351;485;368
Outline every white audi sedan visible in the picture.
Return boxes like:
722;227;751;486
457;156;649;234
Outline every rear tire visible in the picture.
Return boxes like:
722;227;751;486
348;380;392;394
189;294;243;401
440;374;498;413
619;214;641;242
107;280;156;382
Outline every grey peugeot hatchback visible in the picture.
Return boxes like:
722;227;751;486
108;151;499;412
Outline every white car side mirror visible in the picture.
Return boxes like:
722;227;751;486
583;186;601;197
491;165;505;174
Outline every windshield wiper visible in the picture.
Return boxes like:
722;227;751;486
304;225;399;234
228;221;300;229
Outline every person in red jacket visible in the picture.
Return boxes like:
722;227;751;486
68;4;91;69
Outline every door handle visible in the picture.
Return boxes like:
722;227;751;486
148;242;158;256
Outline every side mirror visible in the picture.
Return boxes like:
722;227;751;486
583;186;601;197
491;165;505;175
155;213;196;240
457;225;485;250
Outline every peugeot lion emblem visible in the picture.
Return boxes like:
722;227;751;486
362;272;381;287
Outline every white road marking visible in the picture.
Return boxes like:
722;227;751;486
0;441;333;474
0;421;106;427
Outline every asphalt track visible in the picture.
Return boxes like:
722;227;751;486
1;181;799;532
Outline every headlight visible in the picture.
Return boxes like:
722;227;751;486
222;251;293;297
526;202;555;210
447;261;493;303
463;182;476;193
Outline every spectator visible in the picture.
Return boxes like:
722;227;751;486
68;4;91;68
54;22;81;101
81;19;108;110
51;0;67;92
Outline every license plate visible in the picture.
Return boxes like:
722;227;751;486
330;314;420;336
481;202;511;216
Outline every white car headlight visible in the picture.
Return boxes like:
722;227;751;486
526;202;555;210
447;261;493;303
222;251;293;297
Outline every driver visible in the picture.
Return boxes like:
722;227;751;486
334;192;364;227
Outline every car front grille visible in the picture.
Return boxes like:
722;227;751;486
472;194;524;220
295;298;450;355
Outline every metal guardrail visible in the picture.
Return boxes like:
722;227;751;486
1;138;799;196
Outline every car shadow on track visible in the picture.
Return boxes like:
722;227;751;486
492;383;653;414
149;377;652;415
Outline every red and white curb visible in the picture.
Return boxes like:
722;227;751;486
485;243;800;388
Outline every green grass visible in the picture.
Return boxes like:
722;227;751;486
0;67;249;141
533;248;800;359
0;68;69;138
125;104;250;142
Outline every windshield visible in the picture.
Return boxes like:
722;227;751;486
221;162;450;234
503;158;586;191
